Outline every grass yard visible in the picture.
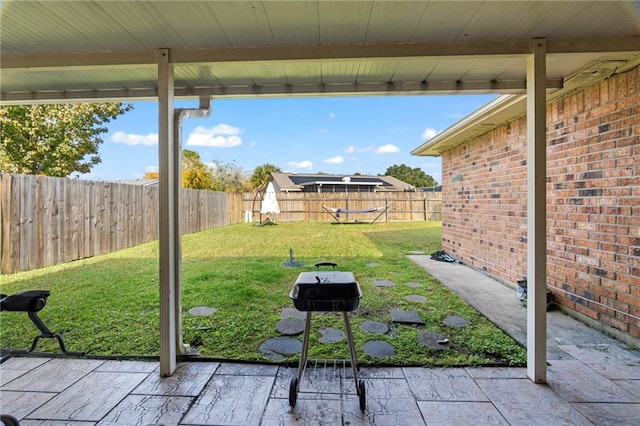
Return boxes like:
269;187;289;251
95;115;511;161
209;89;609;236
0;221;526;366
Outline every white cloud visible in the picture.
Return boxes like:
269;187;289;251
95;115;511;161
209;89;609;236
186;124;242;148
288;160;313;170
329;112;336;119
146;166;158;173
421;127;439;140
324;155;344;164
345;145;371;154
210;123;241;135
374;144;399;154
110;131;158;146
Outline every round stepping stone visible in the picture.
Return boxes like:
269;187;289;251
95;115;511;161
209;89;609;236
318;328;344;343
276;318;305;335
404;281;423;288
188;306;217;316
363;340;396;358
374;279;395;287
280;308;306;320
443;315;470;328
405;295;427;303
417;331;451;351
366;262;380;267
360;321;389;334
390;309;425;325
258;337;302;360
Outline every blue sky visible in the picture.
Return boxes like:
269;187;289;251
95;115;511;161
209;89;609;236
84;94;496;185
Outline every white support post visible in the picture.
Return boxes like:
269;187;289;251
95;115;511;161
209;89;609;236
526;38;547;383
158;48;178;376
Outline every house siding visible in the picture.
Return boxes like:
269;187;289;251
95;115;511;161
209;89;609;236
441;66;639;341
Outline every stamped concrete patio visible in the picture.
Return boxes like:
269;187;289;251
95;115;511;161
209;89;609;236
1;257;639;425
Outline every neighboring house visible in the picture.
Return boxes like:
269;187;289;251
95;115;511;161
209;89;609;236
270;172;415;193
412;65;639;346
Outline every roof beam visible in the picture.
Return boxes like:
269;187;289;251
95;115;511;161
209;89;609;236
3;36;637;70
0;79;564;104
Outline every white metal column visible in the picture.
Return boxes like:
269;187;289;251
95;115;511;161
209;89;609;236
526;38;547;383
158;48;178;376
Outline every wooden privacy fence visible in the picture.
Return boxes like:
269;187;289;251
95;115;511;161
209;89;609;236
1;174;440;274
1;174;243;274
243;191;442;223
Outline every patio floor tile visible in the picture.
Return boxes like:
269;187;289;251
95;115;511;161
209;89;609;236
96;394;193;426
547;360;640;403
571;402;640;425
342;393;424;426
403;367;488;401
417;401;509;425
28;371;148;421
2;359;104;392
261;398;342;426
181;375;274;425
131;362;218;396
476;378;592;424
0;390;57;421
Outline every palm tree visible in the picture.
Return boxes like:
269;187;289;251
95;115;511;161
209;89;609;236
250;163;282;216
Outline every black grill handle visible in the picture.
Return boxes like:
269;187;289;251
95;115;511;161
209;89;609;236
314;262;337;269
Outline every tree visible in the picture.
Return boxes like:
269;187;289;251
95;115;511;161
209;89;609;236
250;163;282;192
182;149;214;190
0;103;132;177
209;160;250;192
384;163;438;188
250;163;282;213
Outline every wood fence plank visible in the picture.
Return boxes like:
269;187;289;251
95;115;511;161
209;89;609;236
1;173;441;273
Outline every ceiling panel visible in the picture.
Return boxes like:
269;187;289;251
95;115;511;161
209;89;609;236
1;1;638;103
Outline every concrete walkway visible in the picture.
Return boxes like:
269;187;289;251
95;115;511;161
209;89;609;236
407;255;634;360
1;258;639;425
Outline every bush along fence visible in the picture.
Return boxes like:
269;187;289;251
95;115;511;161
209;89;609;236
1;173;441;274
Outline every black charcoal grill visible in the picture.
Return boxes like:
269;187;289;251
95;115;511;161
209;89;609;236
0;290;83;356
288;262;366;411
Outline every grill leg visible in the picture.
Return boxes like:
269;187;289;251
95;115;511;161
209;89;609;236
19;311;84;356
343;312;360;392
296;311;312;388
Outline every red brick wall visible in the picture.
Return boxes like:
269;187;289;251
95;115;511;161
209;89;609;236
441;66;639;340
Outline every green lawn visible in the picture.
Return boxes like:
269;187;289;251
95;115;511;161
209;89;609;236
0;221;526;366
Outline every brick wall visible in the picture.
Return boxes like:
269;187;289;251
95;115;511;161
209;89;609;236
441;66;639;340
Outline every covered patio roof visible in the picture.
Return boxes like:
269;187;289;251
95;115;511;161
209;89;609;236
2;1;638;379
2;1;639;103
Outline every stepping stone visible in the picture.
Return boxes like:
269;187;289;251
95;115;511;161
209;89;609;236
360;321;389;334
391;309;425;325
404;281;423;288
276;318;305;335
374;279;395;287
417;331;451;351
280;308;306;320
366;262;380;267
363;340;396;358
407;250;424;255
389;271;402;276
258;337;302;360
188;306;217;316
318;328;344;343
405;295;427;303
443;315;470;328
